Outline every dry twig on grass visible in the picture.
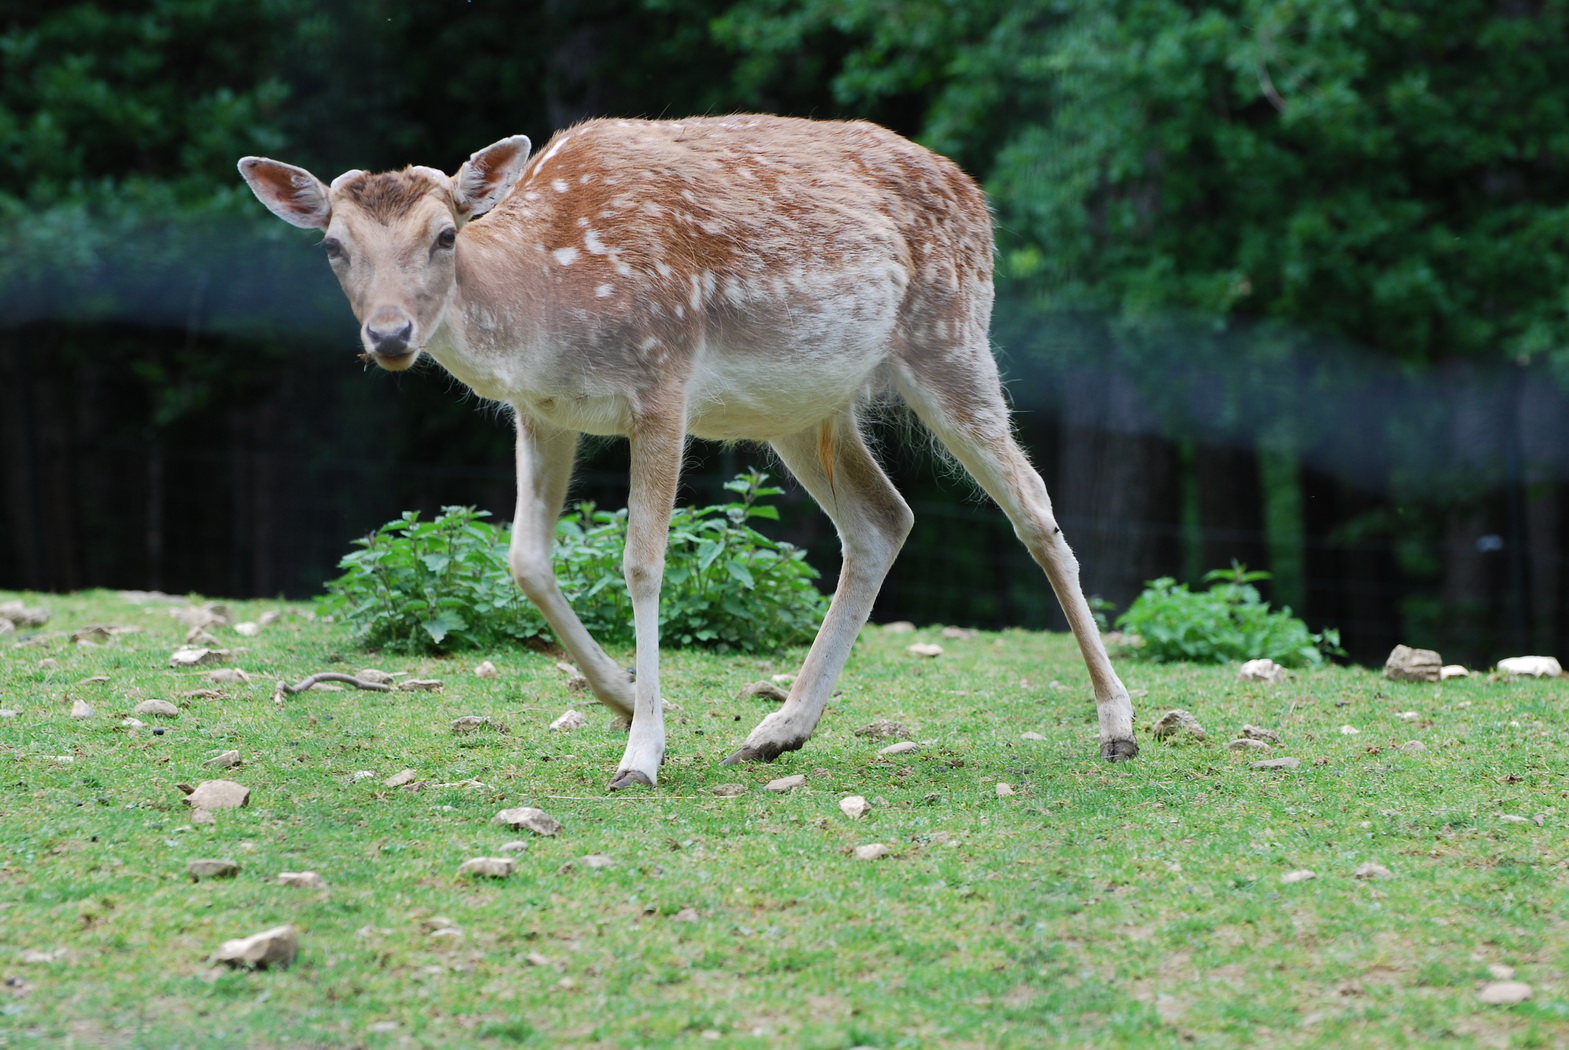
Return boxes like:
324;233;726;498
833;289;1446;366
273;672;394;705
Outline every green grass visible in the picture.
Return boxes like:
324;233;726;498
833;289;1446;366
1;589;1566;1049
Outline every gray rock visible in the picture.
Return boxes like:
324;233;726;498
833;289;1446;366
382;769;417;788
1225;738;1270;751
498;840;530;853
711;783;747;797
854;720;912;741
1238;658;1288;684
452;715;509;734
0;709;19;719
187;859;240;881
183;780;250;810
839;795;871;819
457;857;515;878
69;699;94;719
737;681;789;703
1398;740;1428;754
1478;981;1533;1005
906;643;944;658
766;774;806;792
133;699;180;718
580;854;614;869
212;924;298;970
1281;869;1316;883
1496;656;1563;678
1239;724;1280;743
549;709;588;732
1353;861;1394;880
1251;757;1300;770
474;661;500;679
1383;644;1442;683
203;750;241;769
879;741;919;756
277;871;327;889
493;807;561;835
1150;709;1206;743
853;843;890;860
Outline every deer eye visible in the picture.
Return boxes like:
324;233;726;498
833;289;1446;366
434;227;457;251
321;236;345;262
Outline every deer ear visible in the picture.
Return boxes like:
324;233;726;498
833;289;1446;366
451;135;532;220
239;158;332;230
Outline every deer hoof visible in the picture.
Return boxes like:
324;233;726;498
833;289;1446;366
606;769;654;791
1100;738;1139;762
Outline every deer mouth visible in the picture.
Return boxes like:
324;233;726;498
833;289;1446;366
359;348;420;371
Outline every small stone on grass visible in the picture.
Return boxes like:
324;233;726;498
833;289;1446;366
853;843;891;861
183;780;250;810
1238;659;1288;684
1251;757;1300;770
278;871;328;889
995;782;1016;797
69;700;94;719
737;681;789;703
550;709;588;732
839;795;871;819
1478;981;1533;1006
855;719;912;741
187;859;240;881
383;769;417;788
1150;709;1206;743
203;750;240;769
457;857;515;879
212;924;298;970
711;783;746;797
766;774;806;793
906;642;944;658
1353;862;1394;880
1226;738;1270;751
879;741;919;756
1282;869;1316;883
493;807;562;836
474;660;499;679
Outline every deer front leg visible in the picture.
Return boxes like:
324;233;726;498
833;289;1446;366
607;409;686;791
508;414;634;722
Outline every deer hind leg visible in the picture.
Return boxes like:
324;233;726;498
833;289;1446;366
508;414;634;722
892;352;1138;761
722;409;913;764
606;407;687;791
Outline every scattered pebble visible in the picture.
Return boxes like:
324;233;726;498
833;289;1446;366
185;628;220;647
995;782;1016;798
206;668;251;685
1339;725;1361;735
356;669;397;685
278;871;328;889
232;622;261;637
1353;862;1394;880
1488;964;1517;981
1282;869;1316;883
906;643;944;658
69;700;94;719
524;952;552;967
839;796;871;819
382;769;417;788
498;840;530;853
879;741;919;756
1239;724;1280;743
37;658;61;670
1399;741;1428;754
550;709;588;732
182;780;250;810
1497;655;1563;678
1383;644;1442;683
855;720;912;741
1225;738;1270;751
133;699;179;718
0;709;19;719
187;859;240;881
940;626;977;640
203;750;241;769
397;679;443;692
169;647;230;668
212;924;298;970
1021;731;1046;741
882;621;916;633
736;681;789;703
1500;815;1531;824
1150;709;1206;743
474;661;499;679
711;783;746;798
1440;664;1470;679
580;854;614;870
672;906;701;923
1238;658;1288;684
346;770;377;784
18;948;67;964
492;807;561;835
766;774;806;793
457;857;515;879
1478;981;1533;1006
452;716;509;734
1395;711;1419;720
1251;757;1300;770
853;843;891;861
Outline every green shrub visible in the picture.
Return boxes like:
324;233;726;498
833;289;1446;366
321;470;827;655
1114;563;1342;668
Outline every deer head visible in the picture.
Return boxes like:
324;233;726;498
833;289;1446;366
239;136;531;370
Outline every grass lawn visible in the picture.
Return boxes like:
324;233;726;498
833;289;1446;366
1;588;1565;1048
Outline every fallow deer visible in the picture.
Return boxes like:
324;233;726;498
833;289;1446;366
239;115;1138;790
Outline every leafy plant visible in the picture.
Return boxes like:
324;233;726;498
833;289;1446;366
321;470;827;654
1114;562;1341;668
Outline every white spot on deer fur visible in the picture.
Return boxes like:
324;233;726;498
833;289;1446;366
689;275;703;311
584;230;610;255
579;173;596;184
655;261;673;278
553;247;579;266
523;191;540;202
640;336;659;352
675;305;686;319
552;179;569;193
595;283;616;299
614;260;634;278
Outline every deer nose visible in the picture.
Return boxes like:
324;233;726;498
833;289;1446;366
364;320;414;356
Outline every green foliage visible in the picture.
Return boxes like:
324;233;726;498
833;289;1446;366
322;470;826;655
1115;562;1341;667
